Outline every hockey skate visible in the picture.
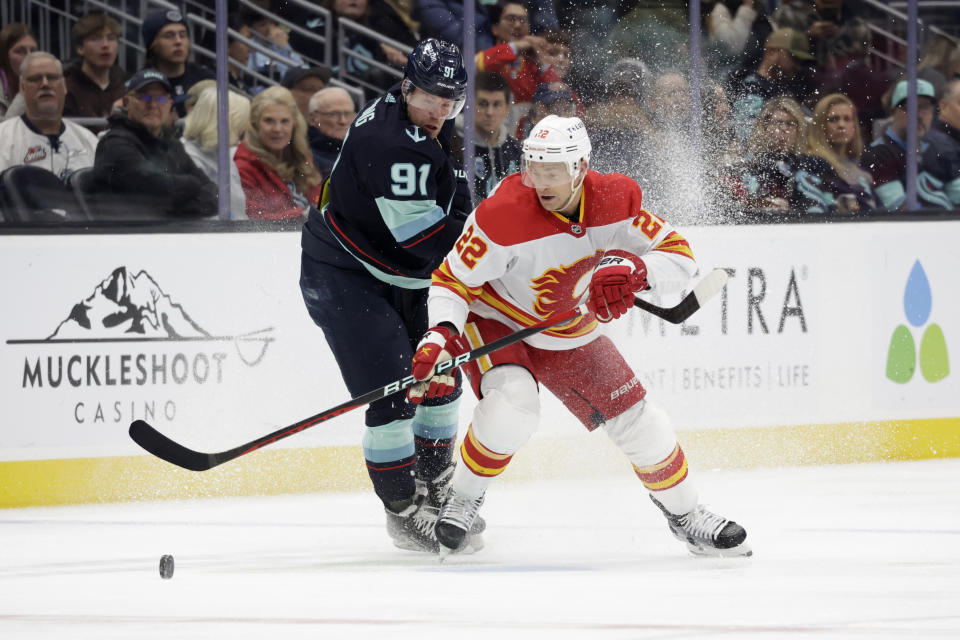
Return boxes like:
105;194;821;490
384;496;441;553
650;495;752;558
418;463;486;534
435;488;486;554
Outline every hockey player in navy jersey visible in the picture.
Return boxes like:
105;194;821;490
299;38;479;553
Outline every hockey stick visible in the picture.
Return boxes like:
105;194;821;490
634;267;728;324
129;304;588;471
129;269;727;472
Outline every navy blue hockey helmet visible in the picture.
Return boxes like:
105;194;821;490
402;38;468;119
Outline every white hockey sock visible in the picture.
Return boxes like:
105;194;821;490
451;456;492;499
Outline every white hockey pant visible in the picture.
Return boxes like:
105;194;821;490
603;399;698;515
451;364;540;498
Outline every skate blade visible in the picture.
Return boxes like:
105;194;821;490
390;539;440;554
686;541;753;558
438;533;484;559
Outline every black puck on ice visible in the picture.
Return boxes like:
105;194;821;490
159;554;175;579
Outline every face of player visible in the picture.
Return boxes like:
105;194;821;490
492;4;529;43
22;56;66;121
475;89;510;136
764;108;800;152
406;87;455;138
334;0;367;19
8;35;38;79
77;27;118;70
525;160;583;212
825;102;855;149
258;103;295;157
123;82;172;136
153;23;190;66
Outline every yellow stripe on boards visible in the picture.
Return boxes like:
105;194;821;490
2;418;958;508
0;445;368;509
680;417;960;470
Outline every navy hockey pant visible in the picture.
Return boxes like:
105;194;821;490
300;252;461;505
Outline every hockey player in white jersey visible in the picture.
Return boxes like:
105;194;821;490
408;114;751;558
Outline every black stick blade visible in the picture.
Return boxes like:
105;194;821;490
634;268;728;324
129;420;215;471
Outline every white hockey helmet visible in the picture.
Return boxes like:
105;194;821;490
520;115;591;188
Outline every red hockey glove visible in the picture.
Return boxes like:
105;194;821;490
408;325;468;404
587;255;649;323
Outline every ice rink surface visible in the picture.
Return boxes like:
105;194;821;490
2;458;959;639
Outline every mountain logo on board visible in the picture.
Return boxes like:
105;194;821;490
9;266;273;366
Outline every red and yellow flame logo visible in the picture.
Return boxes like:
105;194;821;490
530;251;604;318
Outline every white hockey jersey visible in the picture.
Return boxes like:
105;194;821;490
0;114;99;179
428;171;699;350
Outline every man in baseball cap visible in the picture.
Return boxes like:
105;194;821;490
283;66;333;119
862;78;951;210
124;67;173;95
139;9;213;117
121;68;174;136
91;65;218;218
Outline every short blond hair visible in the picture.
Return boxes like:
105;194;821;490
183;88;251;151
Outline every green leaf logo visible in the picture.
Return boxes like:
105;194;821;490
919;324;949;382
886;324;916;383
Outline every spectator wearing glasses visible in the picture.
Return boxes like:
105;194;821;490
91;69;218;218
0;52;99;178
736;96;836;214
63;13;127;119
477;1;561;133
140;9;214;118
307;86;356;181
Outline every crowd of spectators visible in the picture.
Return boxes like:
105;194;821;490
1;0;959;224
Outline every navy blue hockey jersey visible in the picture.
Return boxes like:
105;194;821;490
302;88;468;288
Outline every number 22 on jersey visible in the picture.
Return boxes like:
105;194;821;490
455;224;488;269
633;209;664;240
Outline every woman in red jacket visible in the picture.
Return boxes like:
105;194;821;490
234;86;323;220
